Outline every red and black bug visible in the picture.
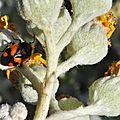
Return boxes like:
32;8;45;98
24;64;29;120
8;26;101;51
0;41;33;67
0;35;46;67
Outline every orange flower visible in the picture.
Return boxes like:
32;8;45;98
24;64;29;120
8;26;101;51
97;11;117;45
104;60;120;76
25;53;47;67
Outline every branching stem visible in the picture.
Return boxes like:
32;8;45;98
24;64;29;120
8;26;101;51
33;25;58;120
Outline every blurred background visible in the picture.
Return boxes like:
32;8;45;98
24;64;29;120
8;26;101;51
0;0;120;120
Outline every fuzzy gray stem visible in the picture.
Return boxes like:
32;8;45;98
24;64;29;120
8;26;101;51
33;26;58;120
16;64;42;94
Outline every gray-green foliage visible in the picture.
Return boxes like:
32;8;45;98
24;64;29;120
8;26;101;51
89;75;120;116
0;0;118;120
58;97;83;111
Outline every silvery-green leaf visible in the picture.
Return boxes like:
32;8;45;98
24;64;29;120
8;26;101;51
17;0;63;29
53;8;71;44
21;84;38;104
71;0;112;24
90;116;102;120
10;102;27;120
46;111;90;120
67;22;108;65
58;97;83;111
88;75;120;116
0;104;10;118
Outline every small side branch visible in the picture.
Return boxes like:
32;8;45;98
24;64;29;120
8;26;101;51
56;55;79;77
16;64;42;94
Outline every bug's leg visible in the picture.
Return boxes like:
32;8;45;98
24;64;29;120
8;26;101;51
6;69;11;79
6;67;16;80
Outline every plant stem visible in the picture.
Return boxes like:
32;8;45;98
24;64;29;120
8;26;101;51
16;64;42;94
33;26;58;120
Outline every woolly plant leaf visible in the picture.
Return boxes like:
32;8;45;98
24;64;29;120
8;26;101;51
71;0;112;23
88;75;120;116
67;22;108;65
17;0;63;29
58;96;83;111
53;8;71;44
